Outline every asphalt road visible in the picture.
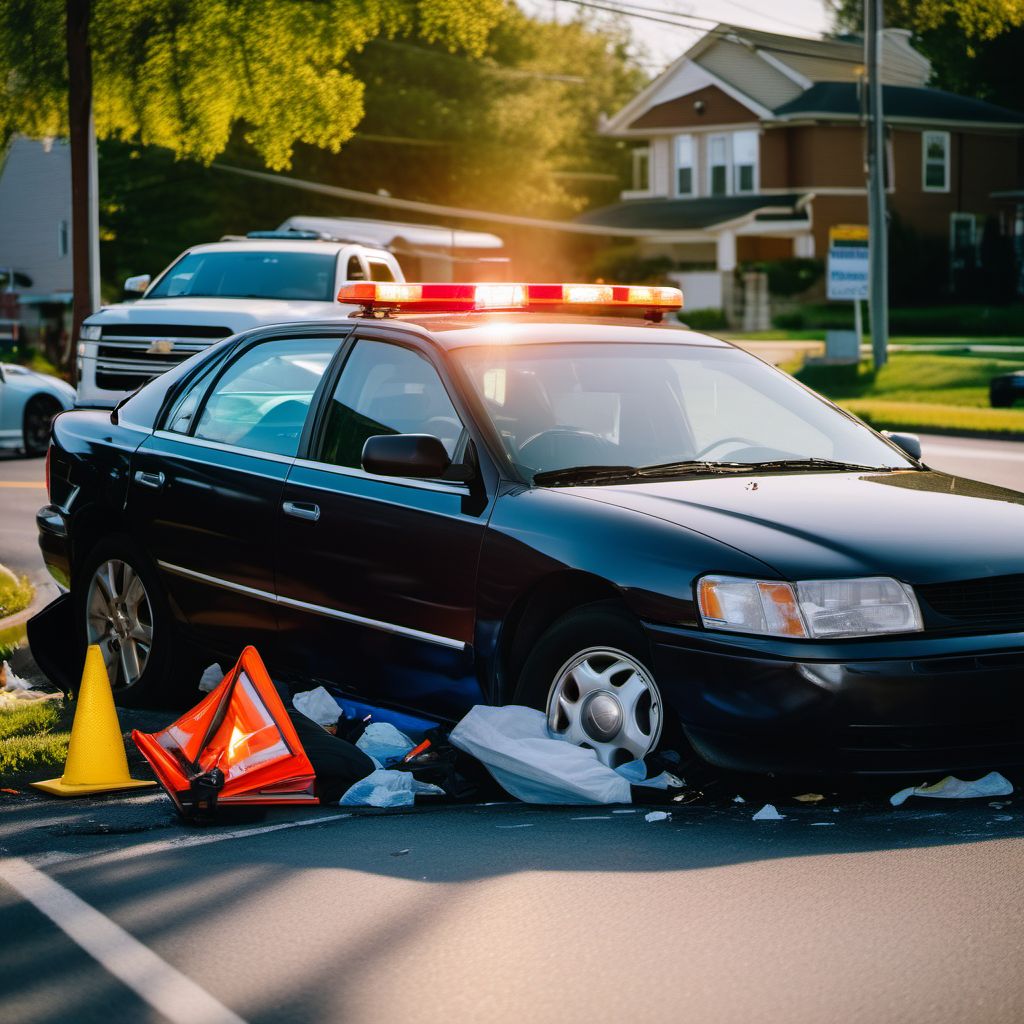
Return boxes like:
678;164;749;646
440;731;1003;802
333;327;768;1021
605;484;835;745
2;435;1023;1024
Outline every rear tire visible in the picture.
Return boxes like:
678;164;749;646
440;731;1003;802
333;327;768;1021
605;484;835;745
74;535;198;708
513;602;675;768
22;395;61;457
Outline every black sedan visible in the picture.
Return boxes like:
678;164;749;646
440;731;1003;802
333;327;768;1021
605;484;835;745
991;370;1024;408
34;283;1024;775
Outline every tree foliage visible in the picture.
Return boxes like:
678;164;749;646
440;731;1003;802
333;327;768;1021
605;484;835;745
829;0;1024;39
0;0;503;168
827;0;1024;109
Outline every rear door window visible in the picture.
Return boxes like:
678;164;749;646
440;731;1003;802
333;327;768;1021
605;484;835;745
192;338;341;457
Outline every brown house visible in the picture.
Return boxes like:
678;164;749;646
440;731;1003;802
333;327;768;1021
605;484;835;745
580;25;1024;315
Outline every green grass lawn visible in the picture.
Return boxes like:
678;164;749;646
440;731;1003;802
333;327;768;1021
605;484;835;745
796;351;1024;436
0;571;34;619
723;331;1024;347
0;699;70;777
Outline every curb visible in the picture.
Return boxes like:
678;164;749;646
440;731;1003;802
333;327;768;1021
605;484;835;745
0;574;58;638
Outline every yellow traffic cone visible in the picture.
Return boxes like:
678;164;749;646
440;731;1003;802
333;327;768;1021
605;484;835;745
31;645;156;797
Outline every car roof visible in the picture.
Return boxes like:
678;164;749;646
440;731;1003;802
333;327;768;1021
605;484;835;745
367;312;735;351
182;240;389;257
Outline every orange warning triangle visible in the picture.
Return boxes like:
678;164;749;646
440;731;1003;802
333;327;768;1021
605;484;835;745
133;647;316;815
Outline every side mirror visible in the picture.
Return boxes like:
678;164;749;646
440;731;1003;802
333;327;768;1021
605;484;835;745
362;434;451;479
882;430;922;461
124;274;151;295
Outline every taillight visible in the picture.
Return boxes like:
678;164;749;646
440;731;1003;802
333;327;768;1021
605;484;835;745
45;446;51;501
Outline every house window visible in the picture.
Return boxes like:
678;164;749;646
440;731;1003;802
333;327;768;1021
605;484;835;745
733;130;758;194
709;135;728;196
675;134;694;196
58;220;69;258
632;147;650;192
923;131;950;192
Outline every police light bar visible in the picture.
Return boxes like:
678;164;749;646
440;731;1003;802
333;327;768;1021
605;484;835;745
339;282;683;316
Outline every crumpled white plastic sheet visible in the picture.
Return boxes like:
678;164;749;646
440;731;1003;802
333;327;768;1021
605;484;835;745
450;704;634;805
890;771;1014;807
339;769;445;808
356;722;415;764
614;758;683;790
292;685;342;727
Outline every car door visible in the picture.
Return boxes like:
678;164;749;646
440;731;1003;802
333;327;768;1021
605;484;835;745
128;332;345;661
275;333;493;719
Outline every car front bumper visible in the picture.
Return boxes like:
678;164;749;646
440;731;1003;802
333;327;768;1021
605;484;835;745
646;623;1024;775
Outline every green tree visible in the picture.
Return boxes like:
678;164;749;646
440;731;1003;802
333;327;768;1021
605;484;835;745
96;8;647;292
828;0;1024;109
0;0;503;168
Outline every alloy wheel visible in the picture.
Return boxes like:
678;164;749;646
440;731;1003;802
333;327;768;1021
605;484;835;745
547;647;663;767
85;559;154;690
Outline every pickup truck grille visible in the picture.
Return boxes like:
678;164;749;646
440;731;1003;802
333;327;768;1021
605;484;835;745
916;573;1024;632
93;323;232;391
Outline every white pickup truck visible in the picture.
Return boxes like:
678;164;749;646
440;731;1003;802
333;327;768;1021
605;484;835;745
76;231;404;407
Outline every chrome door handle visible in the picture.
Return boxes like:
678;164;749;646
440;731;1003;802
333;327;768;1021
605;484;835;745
134;470;165;490
282;500;320;522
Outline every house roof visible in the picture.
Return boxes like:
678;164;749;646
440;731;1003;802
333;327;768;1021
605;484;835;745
774;82;1024;126
575;194;809;232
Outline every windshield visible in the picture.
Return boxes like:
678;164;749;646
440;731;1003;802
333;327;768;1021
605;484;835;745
455;342;914;482
147;250;336;301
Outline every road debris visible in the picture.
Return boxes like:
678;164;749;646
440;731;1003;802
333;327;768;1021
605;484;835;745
340;769;444;808
197;663;223;693
890;771;1014;807
733;795;746;803
794;793;825;803
752;804;785;821
645;811;671;822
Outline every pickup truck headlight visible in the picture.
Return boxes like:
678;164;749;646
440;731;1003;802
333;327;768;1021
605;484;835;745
79;324;102;340
697;575;923;639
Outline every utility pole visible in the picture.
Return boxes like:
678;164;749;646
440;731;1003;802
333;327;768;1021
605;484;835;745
66;0;95;385
865;0;888;369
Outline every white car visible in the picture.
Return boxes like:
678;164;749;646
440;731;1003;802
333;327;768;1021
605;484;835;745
0;362;75;456
76;232;404;407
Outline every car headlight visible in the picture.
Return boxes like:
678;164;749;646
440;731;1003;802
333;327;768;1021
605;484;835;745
80;324;102;340
697;575;922;639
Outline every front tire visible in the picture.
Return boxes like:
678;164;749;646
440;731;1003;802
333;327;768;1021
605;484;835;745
513;603;666;768
75;536;194;708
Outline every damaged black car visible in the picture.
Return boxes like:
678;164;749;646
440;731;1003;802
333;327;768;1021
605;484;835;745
34;282;1024;775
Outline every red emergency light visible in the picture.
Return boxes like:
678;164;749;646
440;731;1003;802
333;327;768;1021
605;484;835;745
338;282;683;318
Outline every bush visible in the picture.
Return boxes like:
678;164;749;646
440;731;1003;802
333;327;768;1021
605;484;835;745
679;308;728;330
744;258;823;298
587;245;674;285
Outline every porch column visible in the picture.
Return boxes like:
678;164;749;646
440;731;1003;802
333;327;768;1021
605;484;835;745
794;234;815;258
716;229;737;271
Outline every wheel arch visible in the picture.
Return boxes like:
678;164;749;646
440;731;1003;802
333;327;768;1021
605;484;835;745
493;570;649;705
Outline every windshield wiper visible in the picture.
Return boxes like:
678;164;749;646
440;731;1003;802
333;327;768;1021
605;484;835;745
531;465;639;486
737;458;898;473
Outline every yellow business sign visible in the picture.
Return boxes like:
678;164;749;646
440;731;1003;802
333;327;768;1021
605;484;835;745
829;224;869;244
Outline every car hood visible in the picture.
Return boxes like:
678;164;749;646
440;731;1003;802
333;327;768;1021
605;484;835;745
568;470;1024;584
88;297;352;326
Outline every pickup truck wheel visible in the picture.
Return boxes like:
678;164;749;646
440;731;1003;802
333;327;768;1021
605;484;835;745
23;395;61;457
75;537;193;708
513;603;665;768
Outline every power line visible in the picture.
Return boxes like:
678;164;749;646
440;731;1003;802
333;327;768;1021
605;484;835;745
556;0;876;69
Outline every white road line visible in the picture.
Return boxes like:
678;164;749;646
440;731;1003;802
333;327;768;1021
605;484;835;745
33;811;354;869
0;856;248;1024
